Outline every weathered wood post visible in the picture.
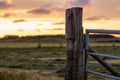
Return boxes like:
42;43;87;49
65;7;84;80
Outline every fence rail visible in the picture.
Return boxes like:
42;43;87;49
65;7;120;80
88;70;120;80
86;29;120;34
85;29;120;80
89;52;120;59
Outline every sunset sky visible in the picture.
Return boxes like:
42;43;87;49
0;0;120;37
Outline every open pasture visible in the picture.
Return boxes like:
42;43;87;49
0;42;65;48
0;41;119;80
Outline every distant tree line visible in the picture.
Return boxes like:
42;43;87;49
0;34;119;42
89;34;115;38
0;35;65;42
88;34;120;42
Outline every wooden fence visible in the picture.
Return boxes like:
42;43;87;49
65;7;120;80
65;7;84;80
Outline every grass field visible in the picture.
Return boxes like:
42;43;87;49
0;41;119;80
0;44;66;80
0;42;65;48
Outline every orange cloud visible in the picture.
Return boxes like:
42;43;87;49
85;15;109;21
2;13;14;17
66;0;90;7
13;19;26;23
28;8;51;14
0;0;15;9
5;0;12;3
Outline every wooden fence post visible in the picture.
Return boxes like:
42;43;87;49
65;7;84;80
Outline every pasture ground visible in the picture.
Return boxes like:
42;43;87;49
0;41;119;80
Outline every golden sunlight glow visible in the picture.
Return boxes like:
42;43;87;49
0;19;65;38
6;0;12;3
84;19;120;30
0;0;120;37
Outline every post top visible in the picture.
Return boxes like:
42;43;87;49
66;7;83;10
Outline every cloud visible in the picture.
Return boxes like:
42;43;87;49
13;19;26;23
5;0;12;3
0;0;15;9
51;6;64;12
2;13;14;17
117;6;120;11
28;8;51;14
27;3;64;15
66;0;90;7
85;15;109;21
43;4;64;12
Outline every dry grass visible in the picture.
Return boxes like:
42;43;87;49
0;68;63;80
0;42;65;48
0;41;119;80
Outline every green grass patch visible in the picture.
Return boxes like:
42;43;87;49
0;41;119;80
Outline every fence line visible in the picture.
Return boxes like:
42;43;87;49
84;29;120;80
65;7;120;80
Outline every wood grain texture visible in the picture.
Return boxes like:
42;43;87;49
65;7;84;80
